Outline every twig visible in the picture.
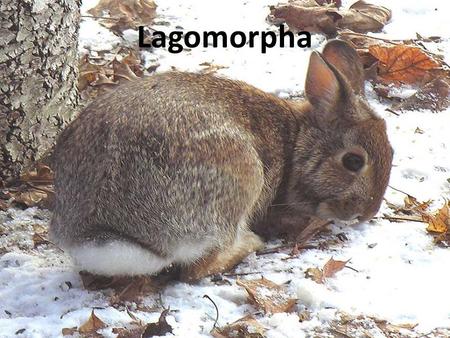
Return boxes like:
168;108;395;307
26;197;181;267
344;265;359;273
222;271;261;277
256;243;316;256
203;295;219;330
339;31;401;45
34;234;65;253
328;327;354;338
25;182;54;194
388;185;412;196
158;292;167;310
378;215;425;223
385;108;400;116
81;15;121;21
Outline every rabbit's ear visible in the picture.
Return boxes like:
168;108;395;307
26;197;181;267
322;39;365;95
305;51;342;119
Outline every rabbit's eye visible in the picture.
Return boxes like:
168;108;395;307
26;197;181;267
342;152;364;172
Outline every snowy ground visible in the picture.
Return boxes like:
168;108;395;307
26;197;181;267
1;0;450;337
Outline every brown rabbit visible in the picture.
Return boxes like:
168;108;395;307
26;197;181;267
50;40;393;280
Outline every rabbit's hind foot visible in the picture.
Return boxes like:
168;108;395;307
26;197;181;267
180;229;264;282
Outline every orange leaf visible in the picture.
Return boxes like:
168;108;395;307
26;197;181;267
305;258;349;283
78;310;106;334
369;44;440;84
322;258;349;279
423;201;449;234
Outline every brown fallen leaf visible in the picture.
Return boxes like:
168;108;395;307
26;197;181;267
269;0;391;36
369;44;440;84
79;310;107;334
373;317;418;336
298;309;312;322
305;258;349;283
402;195;433;215
141;309;173;338
199;62;229;75
32;233;49;248
322;257;349;279
61;327;78;336
79;49;144;100
236;277;296;314
9;163;55;209
112;59;141;84
269;2;343;36
12;189;49;208
88;0;157;34
212;315;266;338
20;163;53;184
316;0;342;7
112;277;156;303
32;223;48;235
113;326;146;338
393;77;450;112
423;201;449;234
113;310;173;338
305;267;324;284
340;1;391;34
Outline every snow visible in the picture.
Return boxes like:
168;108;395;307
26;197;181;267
1;0;450;337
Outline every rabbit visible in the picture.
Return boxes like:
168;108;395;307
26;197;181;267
50;40;393;280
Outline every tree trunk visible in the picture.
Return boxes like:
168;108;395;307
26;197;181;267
0;0;80;183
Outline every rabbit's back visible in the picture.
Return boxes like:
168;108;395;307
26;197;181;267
50;72;293;265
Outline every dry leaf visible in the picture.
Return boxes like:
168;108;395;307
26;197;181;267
423;201;449;234
305;258;349;283
141;309;173;338
32;233;49;248
393;77;450;112
298;309;312;322
403;195;432;215
212;315;266;338
199;62;229;74
20;163;53;184
374;317;418;336
316;0;342;7
236;277;296;314
369;44;440;84
112;59;140;83
113;277;152;302
269;0;391;36
305;267;324;284
61;327;78;336
340;1;391;34
385;195;433;219
295;217;331;245
78;310;107;334
79;49;144;100
113;326;145;338
322;258;349;279
12;190;49;208
269;2;342;36
88;0;157;34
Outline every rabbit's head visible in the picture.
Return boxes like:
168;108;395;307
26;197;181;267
289;40;393;223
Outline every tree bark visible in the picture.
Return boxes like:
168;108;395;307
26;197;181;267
0;0;80;183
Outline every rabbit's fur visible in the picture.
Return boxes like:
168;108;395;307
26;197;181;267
50;40;393;278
